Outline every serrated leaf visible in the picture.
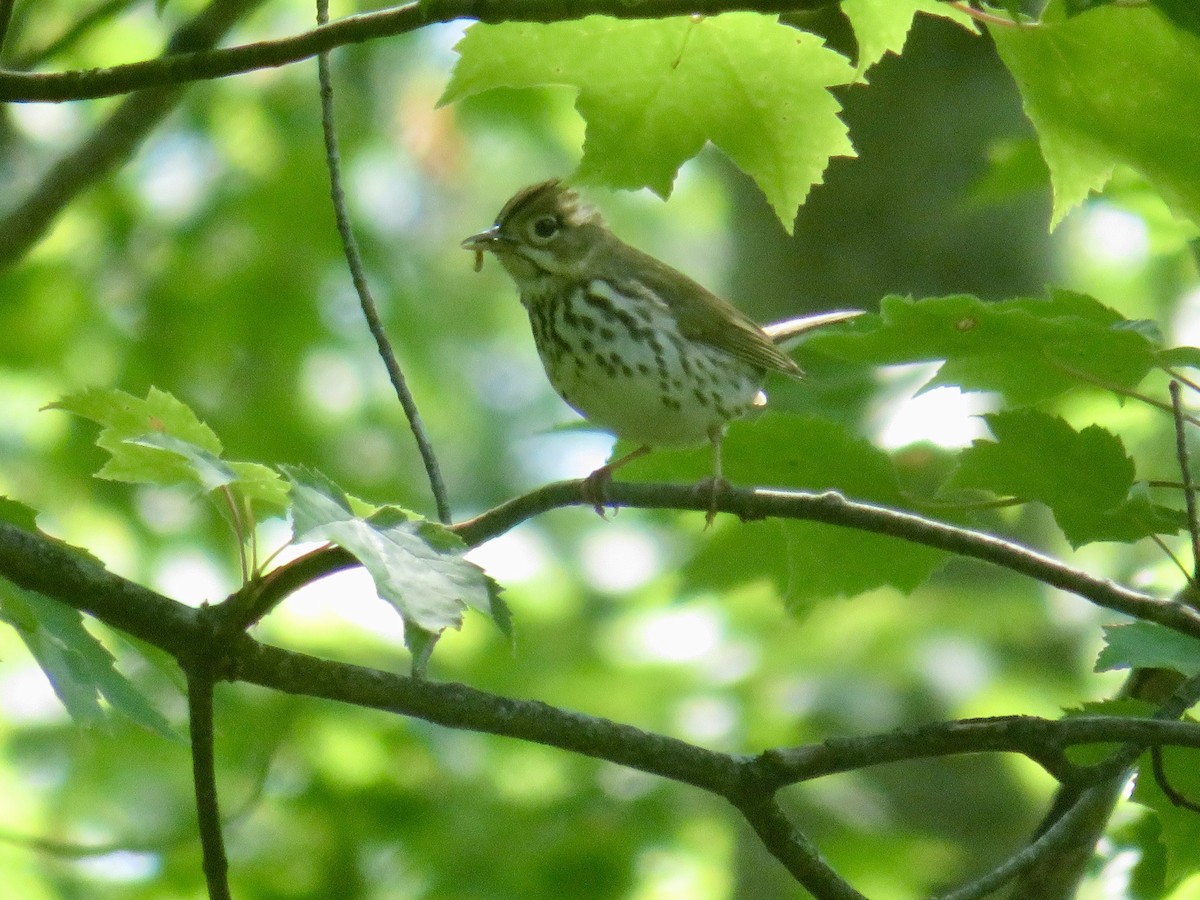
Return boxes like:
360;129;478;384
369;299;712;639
441;14;856;231
1097;622;1200;677
948;410;1179;545
665;415;946;605
0;587;178;738
992;1;1200;228
51;387;288;513
813;291;1159;405
1133;745;1200;886
842;0;976;72
284;468;503;636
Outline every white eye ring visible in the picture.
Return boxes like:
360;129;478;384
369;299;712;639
531;215;561;241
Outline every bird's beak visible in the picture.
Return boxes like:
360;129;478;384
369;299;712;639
461;225;502;251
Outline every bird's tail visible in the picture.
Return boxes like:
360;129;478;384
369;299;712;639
763;309;864;350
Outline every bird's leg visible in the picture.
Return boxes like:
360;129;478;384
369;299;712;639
581;445;652;517
698;426;732;528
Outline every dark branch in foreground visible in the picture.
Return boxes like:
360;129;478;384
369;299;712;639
0;0;838;103
4;516;1200;898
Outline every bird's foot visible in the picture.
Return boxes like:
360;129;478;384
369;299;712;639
579;446;652;519
581;465;617;519
695;476;731;529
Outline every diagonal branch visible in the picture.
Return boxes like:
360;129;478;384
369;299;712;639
451;480;1200;640
315;0;451;524
10;518;1200;897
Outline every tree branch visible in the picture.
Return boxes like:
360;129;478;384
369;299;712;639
452;480;1200;640
316;0;452;525
8;517;1200;898
186;664;231;900
0;0;838;103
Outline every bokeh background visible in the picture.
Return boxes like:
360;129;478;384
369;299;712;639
1;2;1198;897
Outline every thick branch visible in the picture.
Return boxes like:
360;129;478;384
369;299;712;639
0;522;200;658
0;0;837;103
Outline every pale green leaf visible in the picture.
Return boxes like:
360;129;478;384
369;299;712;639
441;14;856;231
991;1;1200;228
843;0;977;73
285;468;503;636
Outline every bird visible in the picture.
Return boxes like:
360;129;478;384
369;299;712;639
463;179;862;523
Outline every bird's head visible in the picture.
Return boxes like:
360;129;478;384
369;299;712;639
463;180;606;284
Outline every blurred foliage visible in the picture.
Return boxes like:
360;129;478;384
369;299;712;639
1;1;1200;898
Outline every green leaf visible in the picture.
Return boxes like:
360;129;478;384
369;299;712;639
441;14;856;231
1133;744;1200;886
1097;622;1200;677
284;468;505;637
991;1;1200;228
947;410;1178;546
674;415;946;605
51;386;222;484
0;496;39;531
813;292;1159;405
50;387;288;511
0;587;178;739
842;0;977;72
1149;0;1200;38
1159;346;1200;370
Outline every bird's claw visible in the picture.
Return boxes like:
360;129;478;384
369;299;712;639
696;476;731;529
581;466;617;519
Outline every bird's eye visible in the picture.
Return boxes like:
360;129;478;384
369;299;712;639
531;215;561;241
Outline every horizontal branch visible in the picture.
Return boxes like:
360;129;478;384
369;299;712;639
0;0;837;102
453;480;1200;641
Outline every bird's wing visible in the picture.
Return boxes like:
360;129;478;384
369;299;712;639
607;245;802;377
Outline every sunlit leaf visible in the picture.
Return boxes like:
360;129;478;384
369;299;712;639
813;292;1159;405
442;14;856;231
285;467;505;637
992;1;1200;227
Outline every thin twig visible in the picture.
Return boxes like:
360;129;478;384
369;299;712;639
187;667;231;900
936;779;1119;900
1151;744;1200;813
1171;380;1200;582
1166;368;1200;395
946;1;1025;27
1150;533;1196;586
315;0;451;524
1047;352;1200;428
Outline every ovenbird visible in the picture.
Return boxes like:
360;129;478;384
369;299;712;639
463;180;861;520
